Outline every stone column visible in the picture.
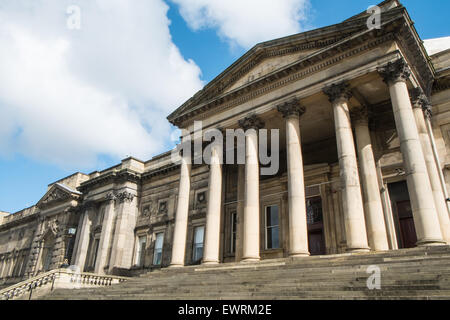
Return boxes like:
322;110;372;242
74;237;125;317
410;88;450;244
94;194;116;274
170;149;192;267
72;206;93;271
238;115;264;262
378;59;445;246
235;164;245;262
277;99;309;257
351;106;389;251
376;160;398;250
323;83;369;252
203;143;223;265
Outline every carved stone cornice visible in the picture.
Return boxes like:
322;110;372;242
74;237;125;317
276;99;306;118
378;58;411;84
78;169;141;193
323;82;352;103
350;106;369;125
238;114;265;130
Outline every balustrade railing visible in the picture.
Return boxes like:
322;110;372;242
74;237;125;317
0;268;128;300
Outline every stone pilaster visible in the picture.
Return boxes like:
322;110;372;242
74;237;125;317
378;59;445;246
72;205;93;271
277;99;309;257
238;115;264;262
323;82;369;252
108;191;137;272
94;193;116;274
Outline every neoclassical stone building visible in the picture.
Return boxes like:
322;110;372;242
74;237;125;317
1;0;450;285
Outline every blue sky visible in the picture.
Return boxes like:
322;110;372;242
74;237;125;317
1;0;450;213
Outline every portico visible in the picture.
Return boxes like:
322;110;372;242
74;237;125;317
167;54;448;267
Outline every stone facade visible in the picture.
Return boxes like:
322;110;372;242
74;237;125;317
1;0;450;283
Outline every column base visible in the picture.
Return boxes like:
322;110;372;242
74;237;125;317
202;260;220;265
346;247;370;253
240;257;260;263
416;238;447;247
289;251;310;258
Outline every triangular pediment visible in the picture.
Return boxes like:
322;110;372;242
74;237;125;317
167;0;406;127
37;183;81;209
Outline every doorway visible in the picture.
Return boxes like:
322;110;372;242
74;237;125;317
306;196;326;255
388;181;418;248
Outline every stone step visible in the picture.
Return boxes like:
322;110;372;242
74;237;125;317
40;247;450;300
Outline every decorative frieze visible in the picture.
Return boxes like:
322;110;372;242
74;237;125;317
276;99;306;118
378;58;411;84
238;114;265;130
323;82;352;103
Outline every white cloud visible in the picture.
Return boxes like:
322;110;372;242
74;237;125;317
171;0;310;49
0;0;203;169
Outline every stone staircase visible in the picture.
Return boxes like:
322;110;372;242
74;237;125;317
41;246;450;300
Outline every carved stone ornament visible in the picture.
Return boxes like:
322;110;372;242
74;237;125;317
40;188;70;207
115;191;135;203
105;192;116;201
350;106;369;124
409;87;433;119
323;82;352;103
378;58;411;84
238;114;265;130
277;98;306;118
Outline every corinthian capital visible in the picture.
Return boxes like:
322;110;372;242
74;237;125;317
378;58;411;84
238;114;265;130
323;82;352;103
410;87;433;119
350;106;369;125
116;191;135;203
277;98;306;118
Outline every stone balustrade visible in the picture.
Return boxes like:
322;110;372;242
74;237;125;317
0;268;128;300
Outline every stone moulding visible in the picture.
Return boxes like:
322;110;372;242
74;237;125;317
78;169;140;193
168;8;432;128
171;31;397;128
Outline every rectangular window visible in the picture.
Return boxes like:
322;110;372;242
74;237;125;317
192;226;205;262
265;205;280;249
136;236;147;267
153;233;164;266
230;212;237;254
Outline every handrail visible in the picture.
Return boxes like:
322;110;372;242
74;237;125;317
0;268;129;300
